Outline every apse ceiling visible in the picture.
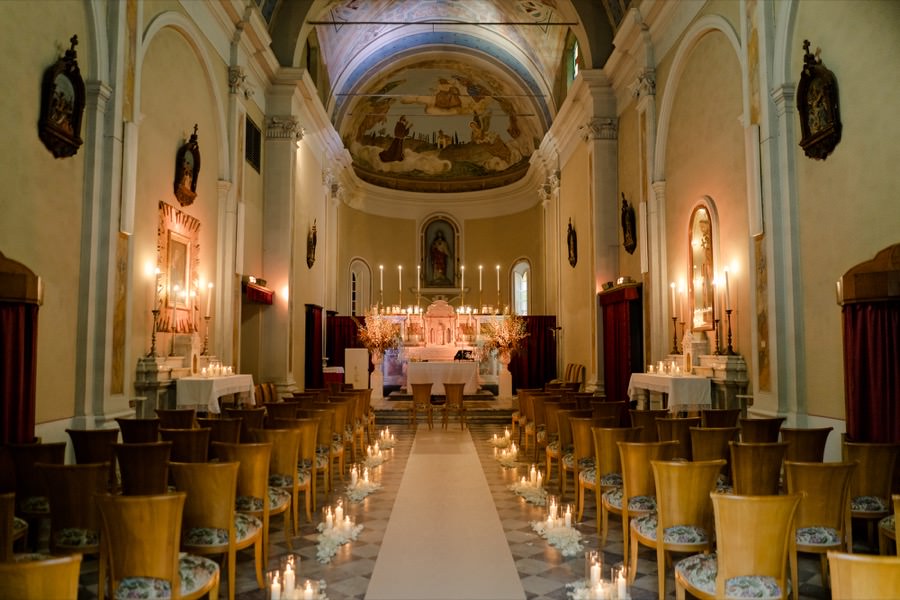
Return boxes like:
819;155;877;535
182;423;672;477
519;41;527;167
264;0;616;194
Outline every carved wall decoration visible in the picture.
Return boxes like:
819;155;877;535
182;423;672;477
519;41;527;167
567;219;577;267
797;40;842;160
38;35;86;158
307;220;317;269
621;193;637;254
174;124;200;206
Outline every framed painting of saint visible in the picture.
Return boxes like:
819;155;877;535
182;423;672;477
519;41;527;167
422;218;458;288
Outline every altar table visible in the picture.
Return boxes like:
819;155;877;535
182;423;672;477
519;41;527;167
406;361;479;395
627;373;712;412
176;374;255;414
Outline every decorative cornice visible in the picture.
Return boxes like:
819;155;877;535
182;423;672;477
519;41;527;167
770;84;796;118
266;116;303;141
579;117;618;141
228;66;254;99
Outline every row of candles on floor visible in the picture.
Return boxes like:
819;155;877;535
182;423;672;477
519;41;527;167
586;551;629;600
268;555;316;600
323;499;353;531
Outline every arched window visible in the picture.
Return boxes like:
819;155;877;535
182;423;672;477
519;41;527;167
349;259;371;316
512;259;531;315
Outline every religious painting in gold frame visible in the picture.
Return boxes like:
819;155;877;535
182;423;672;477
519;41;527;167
688;202;716;331
158;201;200;333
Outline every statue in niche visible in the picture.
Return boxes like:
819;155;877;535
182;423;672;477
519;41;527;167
430;230;451;285
621;193;637;254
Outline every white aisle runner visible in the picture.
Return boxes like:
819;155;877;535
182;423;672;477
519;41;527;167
365;428;525;600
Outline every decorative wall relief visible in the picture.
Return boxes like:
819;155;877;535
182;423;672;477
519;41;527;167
621;193;637;254
797;40;841;160
567;219;577;267
174;124;201;206
38;35;85;158
158;202;200;333
307;220;317;269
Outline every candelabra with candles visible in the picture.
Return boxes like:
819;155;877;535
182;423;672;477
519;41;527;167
670;316;679;354
147;308;160;357
713;317;722;355
201;315;211;355
679;318;686;346
724;309;736;355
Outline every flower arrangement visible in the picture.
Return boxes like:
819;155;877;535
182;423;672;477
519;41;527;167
481;315;529;355
355;309;401;354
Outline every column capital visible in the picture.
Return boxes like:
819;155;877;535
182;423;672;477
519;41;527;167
228;66;254;99
580;117;618;142
266;116;303;141
630;70;656;100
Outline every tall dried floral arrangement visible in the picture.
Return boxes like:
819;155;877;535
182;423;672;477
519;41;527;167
354;309;401;354
481;315;529;355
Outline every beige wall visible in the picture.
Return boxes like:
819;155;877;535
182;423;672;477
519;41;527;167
0;1;90;423
794;0;900;419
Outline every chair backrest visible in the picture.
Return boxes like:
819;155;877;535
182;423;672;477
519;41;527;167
729;441;788;495
211;441;272;521
269;418;319;468
827;552;900;599
443;383;466;409
739;416;786;442
0;552;82;599
224;407;266;442
96;492;185;598
690;426;739;480
711;493;801;599
66;427;121;464
155;408;197;429
628;409;669;442
263;402;300;426
591;401;629;427
170;461;239;542
568;417;596;463
250;428;302;489
592;426;641;479
159;427;211;462
841;439;900;501
410;383;433;408
5;442;66;503
114;417;160;443
784;460;855;540
39;462;109;553
556;409;591;454
0;492;16;561
196;417;242;447
700;408;741;428
651;459;725;541
780;427;833;462
617;440;680;503
113;441;172;495
656;416;701;460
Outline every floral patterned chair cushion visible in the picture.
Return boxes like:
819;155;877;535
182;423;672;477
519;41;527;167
113;553;219;599
795;526;840;546
631;513;709;544
579;467;596;486
12;516;27;538
851;495;889;514
54;527;100;549
676;553;784;598
601;487;657;512
546;441;560;455
235;486;291;513
183;512;262;547
562;454;594;471
879;514;895;536
19;496;49;514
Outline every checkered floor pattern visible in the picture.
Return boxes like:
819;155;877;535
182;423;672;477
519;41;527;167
72;422;835;599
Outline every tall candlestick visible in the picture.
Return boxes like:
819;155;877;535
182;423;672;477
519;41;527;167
417;264;421;294
398;265;402;292
679;285;685;323
496;264;501;308
205;281;213;318
670;282;676;318
479;265;483;292
724;268;731;310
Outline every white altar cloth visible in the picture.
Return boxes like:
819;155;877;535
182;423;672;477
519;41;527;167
627;373;712;412
406;361;479;395
176;374;255;414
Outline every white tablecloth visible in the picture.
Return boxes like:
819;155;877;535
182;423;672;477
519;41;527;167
627;373;712;412
176;374;255;414
406;361;479;395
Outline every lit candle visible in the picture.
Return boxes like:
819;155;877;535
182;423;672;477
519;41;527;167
590;560;601;586
416;264;421;294
617;567;627;598
724;268;731;310
351;466;358;486
303;580;314;600
461;265;465;291
398;265;402;292
283;561;295;595
379;265;384;294
325;508;333;529
530;464;537;484
670;282;676;318
205;281;213;318
270;573;282;600
343;515;351;530
536;470;543;489
564;504;572;527
479;265;483;293
363;467;369;483
496;264;501;297
335;501;343;523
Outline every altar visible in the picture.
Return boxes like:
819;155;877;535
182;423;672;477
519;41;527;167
406;361;479;395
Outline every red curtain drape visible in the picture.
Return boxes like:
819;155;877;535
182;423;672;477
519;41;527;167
304;305;323;389
509;315;557;392
842;301;900;442
327;316;365;370
598;285;642;403
1;303;38;444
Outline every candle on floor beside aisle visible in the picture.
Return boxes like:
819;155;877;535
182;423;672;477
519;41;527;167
617;567;627;598
303;580;314;600
283;561;295;596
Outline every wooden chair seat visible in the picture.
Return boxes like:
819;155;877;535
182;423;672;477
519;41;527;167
249;428;304;549
842;438;900;550
656;416;701;460
591;425;642;542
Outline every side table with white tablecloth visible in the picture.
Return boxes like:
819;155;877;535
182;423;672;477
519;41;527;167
176;374;255;414
406;361;479;395
627;373;712;412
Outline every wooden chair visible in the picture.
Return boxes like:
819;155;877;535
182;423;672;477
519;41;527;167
96;492;219;600
0;553;82;600
729;440;788;495
781;426;833;462
159;427;211;462
349;389;370;455
878;494;899;556
442;382;467;430
690;426;739;488
656;416;700;460
211;441;283;570
543;401;563;486
196;417;242;449
223;407;266;443
248;429;300;552
629;458;724;597
39;462;108;556
329;398;351;481
171;460;264;600
557;409;592;500
65;427;120;489
784;460;856;600
628;409;668;442
675;493;801;600
114;417;160;443
568;416;597;520
268;417;319;519
842;438;900;550
591;400;628;427
0;492;27;561
113;441;172;495
700;407;741;428
591;425;641;539
529;393;551;461
410;383;434;430
156;408;197;429
5;441;65;550
739;416;786;442
606;440;679;565
263;401;300;426
827;551;900;599
302;407;336;496
511;388;541;443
